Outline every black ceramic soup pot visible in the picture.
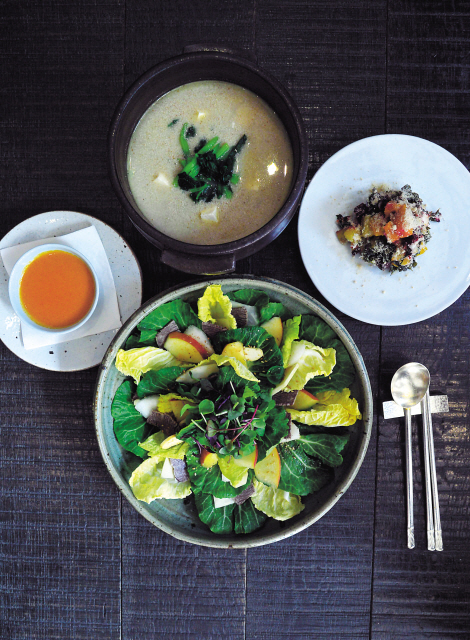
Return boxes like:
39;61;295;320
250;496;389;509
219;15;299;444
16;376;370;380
108;46;308;275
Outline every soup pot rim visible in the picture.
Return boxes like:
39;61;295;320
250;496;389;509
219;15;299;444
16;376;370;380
108;49;308;262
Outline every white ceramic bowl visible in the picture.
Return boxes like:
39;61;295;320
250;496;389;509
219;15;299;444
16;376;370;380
8;243;100;334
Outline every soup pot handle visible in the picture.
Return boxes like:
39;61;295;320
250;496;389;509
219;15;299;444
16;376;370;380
183;44;257;64
161;249;236;275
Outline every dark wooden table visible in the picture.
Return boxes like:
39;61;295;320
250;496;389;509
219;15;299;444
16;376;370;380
1;1;469;638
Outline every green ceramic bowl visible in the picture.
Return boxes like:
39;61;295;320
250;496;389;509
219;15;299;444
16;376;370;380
94;276;372;548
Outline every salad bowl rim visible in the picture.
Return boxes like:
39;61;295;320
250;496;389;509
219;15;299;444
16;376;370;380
94;275;373;548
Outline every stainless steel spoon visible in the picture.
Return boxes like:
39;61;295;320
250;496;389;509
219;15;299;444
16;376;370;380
391;363;430;549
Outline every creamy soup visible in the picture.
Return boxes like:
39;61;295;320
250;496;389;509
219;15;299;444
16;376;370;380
127;81;294;245
19;250;96;329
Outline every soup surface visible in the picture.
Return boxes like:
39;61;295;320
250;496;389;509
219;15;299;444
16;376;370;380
127;81;294;245
20;250;96;329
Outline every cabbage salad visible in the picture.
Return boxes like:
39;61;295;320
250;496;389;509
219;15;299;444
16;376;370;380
111;285;361;535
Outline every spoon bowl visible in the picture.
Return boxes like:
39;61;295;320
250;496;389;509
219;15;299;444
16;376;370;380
391;362;431;550
391;362;430;409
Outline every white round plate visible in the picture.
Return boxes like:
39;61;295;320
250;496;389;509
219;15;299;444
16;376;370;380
298;134;470;326
0;211;142;371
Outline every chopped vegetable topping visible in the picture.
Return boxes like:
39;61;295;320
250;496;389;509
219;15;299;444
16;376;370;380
174;123;247;203
336;185;441;273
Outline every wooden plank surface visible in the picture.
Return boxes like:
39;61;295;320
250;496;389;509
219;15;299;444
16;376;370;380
372;2;470;638
244;3;384;638
1;1;470;639
120;3;255;639
0;2;124;639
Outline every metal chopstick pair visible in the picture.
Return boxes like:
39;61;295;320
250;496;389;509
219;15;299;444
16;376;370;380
390;363;443;551
422;389;443;551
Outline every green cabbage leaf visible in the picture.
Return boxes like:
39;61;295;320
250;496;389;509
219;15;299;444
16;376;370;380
272;340;336;394
280;316;301;366
197;284;236;329
250;479;304;521
296;433;349;467
140;431;189;461
278;442;333;495
203;353;259;382
217;456;248;488
115;347;180;384
287;388;361;427
227;288;292;324
185;449;252;498
212;326;284;385
299;316;355;393
193;492;235;534
111;380;148;457
129;457;191;503
234;499;268;534
136;366;187;398
138;298;201;333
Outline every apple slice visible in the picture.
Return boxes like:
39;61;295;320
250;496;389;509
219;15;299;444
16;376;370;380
176;362;219;384
220;341;263;365
200;449;218;468
169;399;193;424
213;496;236;508
291;389;318;411
160;434;184;449
254;447;281;488
184;325;214;355
133;395;159;419
164;331;208;363
233;444;258;469
261;316;283;347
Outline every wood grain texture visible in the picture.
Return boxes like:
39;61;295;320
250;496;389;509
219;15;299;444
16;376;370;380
0;361;121;640
0;2;124;639
373;302;470;639
121;500;247;640
2;0;470;638
119;3;255;639
372;3;470;637
244;2;384;638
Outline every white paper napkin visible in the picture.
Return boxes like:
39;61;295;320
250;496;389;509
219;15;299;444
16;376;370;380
1;225;122;350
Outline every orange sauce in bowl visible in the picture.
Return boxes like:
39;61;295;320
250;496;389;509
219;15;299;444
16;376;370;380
19;250;96;329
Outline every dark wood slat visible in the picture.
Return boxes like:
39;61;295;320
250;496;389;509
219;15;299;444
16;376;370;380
244;2;386;638
2;1;470;639
120;3;255;638
121;501;246;640
0;2;124;638
373;301;470;639
386;0;470;165
0;359;122;640
372;3;470;637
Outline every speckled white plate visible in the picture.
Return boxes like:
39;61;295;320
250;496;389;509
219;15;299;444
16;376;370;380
0;211;142;371
298;134;470;325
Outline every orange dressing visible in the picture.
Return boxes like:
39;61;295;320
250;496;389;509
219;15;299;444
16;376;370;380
19;250;96;329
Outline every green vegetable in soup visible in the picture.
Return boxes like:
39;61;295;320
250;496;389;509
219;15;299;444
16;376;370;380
175;126;247;204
